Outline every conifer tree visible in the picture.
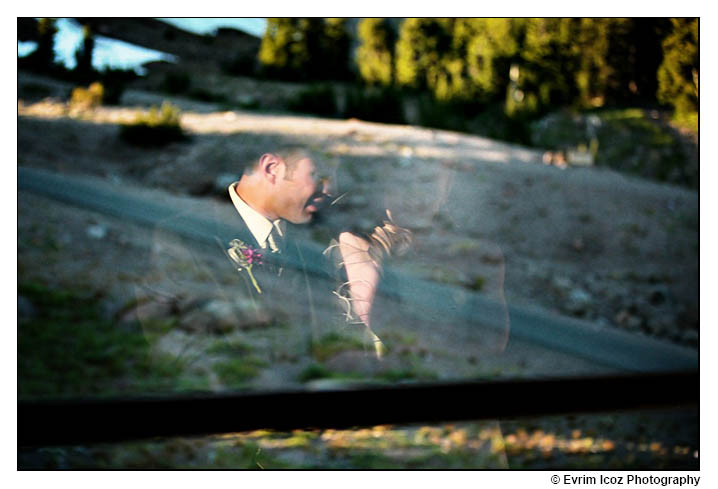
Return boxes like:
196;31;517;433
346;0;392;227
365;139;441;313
657;18;698;123
506;18;581;117
322;18;353;80
454;18;522;103
30;18;58;69
356;18;396;86
259;18;351;81
74;24;95;80
395;18;454;93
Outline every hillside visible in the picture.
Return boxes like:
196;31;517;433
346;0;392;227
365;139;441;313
18;72;699;349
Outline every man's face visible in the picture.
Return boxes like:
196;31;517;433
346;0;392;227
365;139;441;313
274;156;327;224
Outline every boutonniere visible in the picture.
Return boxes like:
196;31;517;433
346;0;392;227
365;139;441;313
227;239;263;294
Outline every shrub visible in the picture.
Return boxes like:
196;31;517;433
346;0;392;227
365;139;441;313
415;94;468;133
344;86;405;124
467;103;532;145
221;55;257;77
19;82;53;100
119;101;188;147
97;68;137;105
530;108;696;188
287;84;338;117
98;79;124;105
69;81;104;110
161;71;191;94
187;88;228;104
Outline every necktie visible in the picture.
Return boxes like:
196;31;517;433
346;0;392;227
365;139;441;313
267;219;285;254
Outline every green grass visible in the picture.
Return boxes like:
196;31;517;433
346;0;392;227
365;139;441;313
207;339;254;356
298;356;438;384
308;332;365;362
376;368;438;382
18;282;188;399
211;356;267;386
297;363;341;382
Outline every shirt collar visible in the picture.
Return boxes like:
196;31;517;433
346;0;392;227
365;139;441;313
228;182;283;250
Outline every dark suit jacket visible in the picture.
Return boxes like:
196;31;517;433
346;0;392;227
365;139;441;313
134;199;339;342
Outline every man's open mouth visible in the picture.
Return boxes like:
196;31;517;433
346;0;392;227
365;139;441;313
306;192;330;213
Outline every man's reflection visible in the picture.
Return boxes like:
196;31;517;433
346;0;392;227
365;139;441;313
225;146;412;356
227;147;330;251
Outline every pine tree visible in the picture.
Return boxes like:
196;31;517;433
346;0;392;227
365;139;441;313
322;18;353;80
395;18;525;104
356;18;396;86
258;18;304;80
506;18;581;117
657;18;698;123
395;18;454;93
455;18;522;103
568;18;670;108
259;18;350;81
573;18;613;108
30;18;58;69
74;24;95;80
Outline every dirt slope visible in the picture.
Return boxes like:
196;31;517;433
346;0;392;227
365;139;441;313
18;72;699;350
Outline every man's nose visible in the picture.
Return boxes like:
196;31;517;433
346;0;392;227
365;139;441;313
320;177;333;196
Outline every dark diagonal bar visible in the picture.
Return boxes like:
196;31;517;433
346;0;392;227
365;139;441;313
18;371;698;447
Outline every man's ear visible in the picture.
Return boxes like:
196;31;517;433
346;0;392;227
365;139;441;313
258;153;284;184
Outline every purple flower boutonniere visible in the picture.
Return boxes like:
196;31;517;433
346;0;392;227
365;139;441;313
228;239;264;294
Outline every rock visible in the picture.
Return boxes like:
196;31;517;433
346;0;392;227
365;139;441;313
595;317;611;328
305;378;370;391
567;149;594;167
121;298;177;324
87;224;107;239
178;307;220;334
646;317;674;336
615;309;643;330
552;275;573;293
178;298;272;334
566;288;592;315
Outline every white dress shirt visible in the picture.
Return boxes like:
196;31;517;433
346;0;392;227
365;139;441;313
228;182;285;252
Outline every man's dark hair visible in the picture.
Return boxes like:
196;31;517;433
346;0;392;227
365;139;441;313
244;145;314;177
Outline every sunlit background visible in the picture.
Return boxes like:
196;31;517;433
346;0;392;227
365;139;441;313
18;18;267;73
